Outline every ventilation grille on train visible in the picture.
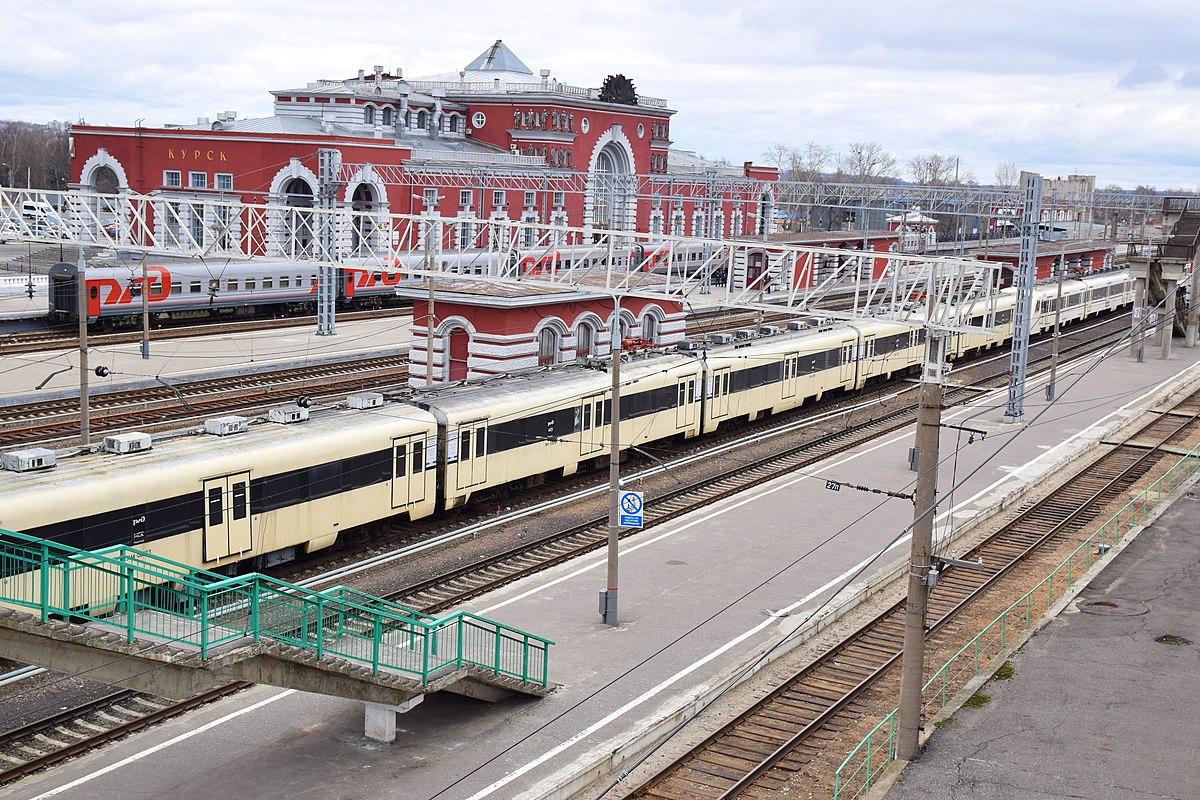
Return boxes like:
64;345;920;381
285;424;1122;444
103;432;152;455
269;406;310;425
204;416;249;436
1;448;56;472
348;392;384;409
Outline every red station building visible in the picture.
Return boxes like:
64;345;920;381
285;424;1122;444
68;41;779;385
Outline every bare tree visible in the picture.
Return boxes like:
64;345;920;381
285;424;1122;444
994;160;1019;189
0;121;70;190
837;141;897;183
908;153;959;186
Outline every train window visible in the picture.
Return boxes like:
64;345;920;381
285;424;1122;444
394;445;406;477
280;276;291;288
171;281;181;294
678;384;686;407
583;403;592;430
190;281;201;293
309;276;316;286
688;380;696;403
207;487;223;526
476;430;486;458
460;430;471;461
411;440;424;473
227;279;238;291
262;277;273;289
722;373;730;395
245;279;256;291
232;482;247;520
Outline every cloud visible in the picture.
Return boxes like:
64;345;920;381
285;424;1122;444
1117;63;1171;89
1180;70;1200;90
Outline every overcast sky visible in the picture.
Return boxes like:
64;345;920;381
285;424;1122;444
4;1;1198;190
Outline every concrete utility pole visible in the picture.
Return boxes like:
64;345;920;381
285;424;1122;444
140;253;150;359
316;148;342;336
1003;173;1042;424
602;230;622;627
75;249;90;445
897;332;947;761
1045;255;1065;400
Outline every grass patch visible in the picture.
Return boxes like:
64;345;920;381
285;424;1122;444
963;691;991;709
994;662;1015;680
934;717;956;729
1155;634;1192;646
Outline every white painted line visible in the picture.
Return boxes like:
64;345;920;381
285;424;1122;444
28;689;296;799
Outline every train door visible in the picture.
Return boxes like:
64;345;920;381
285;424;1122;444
202;472;252;562
708;367;731;419
839;338;857;385
580;392;606;456
455;420;489;490
676;376;697;428
781;353;800;399
391;434;427;509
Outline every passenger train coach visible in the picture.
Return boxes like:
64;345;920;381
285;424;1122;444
46;241;711;329
4;268;1133;583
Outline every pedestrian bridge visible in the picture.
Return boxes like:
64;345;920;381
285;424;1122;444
0;529;553;740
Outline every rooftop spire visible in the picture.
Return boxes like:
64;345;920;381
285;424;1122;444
465;40;532;75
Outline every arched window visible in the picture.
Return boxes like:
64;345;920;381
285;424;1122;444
364;106;376;125
382;107;393;126
403;110;411;129
641;315;659;344
575;322;595;357
538;328;559;367
416;110;427;130
449;115;460;133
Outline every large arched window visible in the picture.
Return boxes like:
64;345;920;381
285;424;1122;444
537;328;559;367
403;110;411;129
416;110;428;130
364;106;376;125
449;115;460;133
382;107;393;127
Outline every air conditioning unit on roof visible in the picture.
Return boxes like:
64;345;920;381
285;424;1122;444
205;416;248;436
677;339;707;352
735;329;756;340
786;321;806;331
710;333;734;345
269;406;310;425
1;448;56;472
348;392;384;409
759;325;781;336
103;432;152;455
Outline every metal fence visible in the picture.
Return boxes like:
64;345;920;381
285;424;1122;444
0;529;552;688
833;440;1200;799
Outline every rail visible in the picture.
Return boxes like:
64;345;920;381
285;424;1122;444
833;437;1200;799
0;528;552;687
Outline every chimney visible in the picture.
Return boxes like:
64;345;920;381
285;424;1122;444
358;69;365;81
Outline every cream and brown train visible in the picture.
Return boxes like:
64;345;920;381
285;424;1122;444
1;269;1133;577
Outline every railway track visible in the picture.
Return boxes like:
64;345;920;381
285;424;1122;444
0;308;408;355
0;355;410;447
613;390;1200;800
0;684;250;784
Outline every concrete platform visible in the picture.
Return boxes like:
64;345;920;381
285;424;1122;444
3;342;1200;800
0;314;413;407
881;480;1200;799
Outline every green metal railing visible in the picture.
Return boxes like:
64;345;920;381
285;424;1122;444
833;441;1200;799
0;529;553;688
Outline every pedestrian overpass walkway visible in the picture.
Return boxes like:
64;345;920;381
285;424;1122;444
0;529;553;740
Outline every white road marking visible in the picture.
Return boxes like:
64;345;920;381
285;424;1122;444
27;689;296;799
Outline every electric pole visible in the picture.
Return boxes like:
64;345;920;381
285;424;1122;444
897;332;947;761
602;230;622;626
75;248;90;445
1003;173;1042;424
316;148;342;336
1045;254;1065;400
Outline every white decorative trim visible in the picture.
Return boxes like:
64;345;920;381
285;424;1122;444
266;159;319;257
584;125;637;230
78;148;130;191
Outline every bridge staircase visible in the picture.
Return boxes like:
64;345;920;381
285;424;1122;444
0;529;553;740
1128;197;1200;343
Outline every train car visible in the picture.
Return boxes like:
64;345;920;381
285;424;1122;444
699;318;925;434
417;354;704;510
0;401;439;574
46;259;415;328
